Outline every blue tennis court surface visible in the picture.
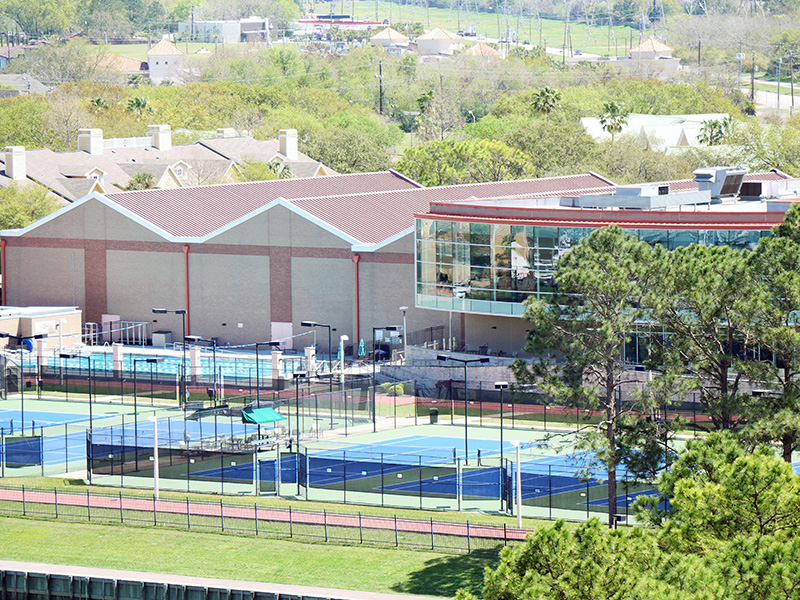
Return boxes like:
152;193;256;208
0;409;117;431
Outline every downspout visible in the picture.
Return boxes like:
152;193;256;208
0;240;6;306
183;244;190;335
352;254;360;346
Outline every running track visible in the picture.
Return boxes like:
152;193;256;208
0;488;531;543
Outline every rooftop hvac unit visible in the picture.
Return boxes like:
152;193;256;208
693;167;746;200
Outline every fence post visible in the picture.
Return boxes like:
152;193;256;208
324;509;328;542
220;499;224;532
86;488;90;521
549;465;552;520
254;503;258;536
64;424;68;472
430;517;434;550
187;498;191;530
54;487;58;519
358;511;363;544
418;456;423;510
342;451;346;505
394;515;398;547
503;523;507;546
289;505;293;538
119;491;123;524
153;494;157;526
22;485;26;516
467;520;471;552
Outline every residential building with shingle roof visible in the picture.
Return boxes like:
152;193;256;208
370;27;410;47
0;126;334;202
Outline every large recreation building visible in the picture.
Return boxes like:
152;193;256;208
2;165;799;356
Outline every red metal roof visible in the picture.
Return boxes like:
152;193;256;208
104;172;615;243
105;171;422;238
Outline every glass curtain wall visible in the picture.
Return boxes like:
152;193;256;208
416;219;768;316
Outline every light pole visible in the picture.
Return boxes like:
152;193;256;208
495;381;508;511
149;415;159;500
293;370;307;494
399;306;408;361
60;352;93;431
511;440;522;528
152;309;187;408
300;321;333;395
134;358;160;471
437;354;489;465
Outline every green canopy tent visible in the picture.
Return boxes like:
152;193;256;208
241;407;287;425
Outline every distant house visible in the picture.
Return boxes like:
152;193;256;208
146;38;184;84
0;125;335;203
97;53;149;80
630;37;673;60
370;27;409;48
580;113;731;153
416;27;461;55
0;74;49;95
463;42;501;58
198;128;335;179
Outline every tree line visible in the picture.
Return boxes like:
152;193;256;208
511;205;800;530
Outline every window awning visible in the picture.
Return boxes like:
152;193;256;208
241;407;287;425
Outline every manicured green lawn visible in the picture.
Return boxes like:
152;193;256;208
97;41;243;61
0;516;497;597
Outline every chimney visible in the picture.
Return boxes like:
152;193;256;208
77;128;103;155
147;124;172;151
4;146;25;180
279;129;298;160
216;128;236;138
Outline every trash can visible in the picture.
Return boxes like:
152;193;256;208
479;344;490;356
429;407;439;424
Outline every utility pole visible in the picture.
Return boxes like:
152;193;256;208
376;60;384;114
791;54;795;114
697;37;701;66
778;43;782;113
751;53;756;102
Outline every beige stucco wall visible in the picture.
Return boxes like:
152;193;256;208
187;253;271;344
106;249;185;326
6;246;85;308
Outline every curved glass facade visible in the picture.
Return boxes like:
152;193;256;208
415;218;769;316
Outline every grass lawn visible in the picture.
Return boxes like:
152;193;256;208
97;41;245;61
315;0;636;56
0;516;497;597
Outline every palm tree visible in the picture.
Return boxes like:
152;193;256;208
599;101;629;142
126;96;152;117
531;86;561;122
125;172;156;191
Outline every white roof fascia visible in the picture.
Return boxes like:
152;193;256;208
351;226;413;252
202;197;362;245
